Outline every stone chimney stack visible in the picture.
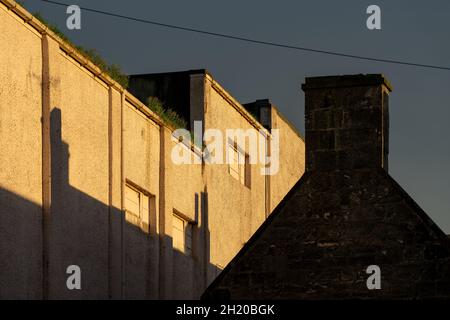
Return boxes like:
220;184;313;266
301;74;392;172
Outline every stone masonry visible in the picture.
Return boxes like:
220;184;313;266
202;74;450;299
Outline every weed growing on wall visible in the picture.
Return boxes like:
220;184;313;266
32;12;129;88
146;97;187;130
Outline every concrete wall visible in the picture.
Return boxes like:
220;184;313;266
0;0;305;299
122;102;161;299
0;2;43;299
169;139;204;299
269;107;305;212
204;76;267;273
46;34;111;299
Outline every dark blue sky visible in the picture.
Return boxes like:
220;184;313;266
23;0;450;232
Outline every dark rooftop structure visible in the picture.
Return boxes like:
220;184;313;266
128;70;206;130
128;70;283;132
203;74;450;300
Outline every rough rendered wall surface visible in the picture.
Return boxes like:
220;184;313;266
204;78;266;276
123;103;161;299
0;2;43;299
170;140;204;299
0;1;306;299
48;41;110;299
269;107;305;212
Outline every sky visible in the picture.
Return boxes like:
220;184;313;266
21;0;450;232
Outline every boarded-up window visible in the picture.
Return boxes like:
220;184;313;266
228;143;250;188
125;185;140;218
125;183;151;233
172;213;192;255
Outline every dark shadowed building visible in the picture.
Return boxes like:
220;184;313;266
203;74;450;299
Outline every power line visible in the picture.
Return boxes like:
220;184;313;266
40;0;450;71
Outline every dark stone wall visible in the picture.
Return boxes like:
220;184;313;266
202;74;450;300
303;75;390;172
203;169;450;299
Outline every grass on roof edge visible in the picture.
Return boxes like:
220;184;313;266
146;97;188;130
31;13;187;131
33;12;129;89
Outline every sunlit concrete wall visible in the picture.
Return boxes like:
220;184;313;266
169;140;204;299
269;107;306;212
203;75;268;277
202;75;306;283
0;0;305;300
122;101;161;299
0;2;43;299
43;33;111;299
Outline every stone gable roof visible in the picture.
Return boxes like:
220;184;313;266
203;74;450;300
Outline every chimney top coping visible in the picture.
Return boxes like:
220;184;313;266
301;74;392;92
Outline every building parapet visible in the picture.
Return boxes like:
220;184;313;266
0;0;179;132
205;73;271;138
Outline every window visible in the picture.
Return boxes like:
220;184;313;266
228;142;250;188
125;183;150;233
172;213;192;255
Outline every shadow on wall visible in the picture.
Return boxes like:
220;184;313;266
172;191;222;299
0;178;43;299
0;108;220;299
